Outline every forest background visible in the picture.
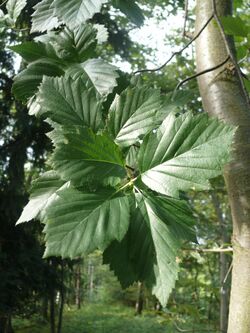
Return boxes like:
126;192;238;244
0;1;249;333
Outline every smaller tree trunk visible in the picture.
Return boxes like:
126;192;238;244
42;296;49;321
49;290;56;333
135;282;144;315
75;261;82;309
88;260;94;302
0;316;14;333
57;263;64;333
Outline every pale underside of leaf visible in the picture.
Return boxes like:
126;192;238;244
16;171;66;224
93;24;109;44
31;0;60;33
6;0;27;22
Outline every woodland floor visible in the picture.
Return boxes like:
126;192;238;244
13;304;217;333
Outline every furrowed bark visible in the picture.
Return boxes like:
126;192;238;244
195;1;250;332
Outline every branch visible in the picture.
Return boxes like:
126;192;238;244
133;14;214;75
0;0;8;8
212;0;250;106
174;56;230;91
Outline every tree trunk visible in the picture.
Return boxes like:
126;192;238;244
42;296;49;321
88;260;94;302
211;192;230;333
135;282;144;315
195;1;250;332
0;316;14;333
57;263;64;333
75;261;82;309
49;290;56;333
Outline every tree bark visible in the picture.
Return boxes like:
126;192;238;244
195;1;250;332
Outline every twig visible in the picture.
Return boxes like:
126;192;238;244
125;165;135;172
134;0;250;107
174;55;230;91
183;247;233;253
0;0;8;8
222;260;233;285
241;71;249;81
133;14;214;75
212;0;250;106
12;27;30;32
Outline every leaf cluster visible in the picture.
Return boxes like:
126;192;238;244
14;0;235;306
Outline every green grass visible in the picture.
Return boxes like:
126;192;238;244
13;304;218;333
13;304;173;333
62;304;172;333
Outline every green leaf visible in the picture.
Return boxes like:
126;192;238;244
54;0;107;29
113;0;144;27
145;195;196;243
67;59;119;96
145;202;179;307
31;0;60;33
10;41;58;63
49;25;97;62
244;78;250;93
221;16;248;37
103;234;139;288
36;76;103;131
46;120;65;146
108;85;163;147
6;0;26;22
51;126;126;185
138;112;235;197
104;195;156;287
12;59;64;101
105;192;195;305
138;194;195;306
43;187;130;258
126;145;139;170
16;171;66;224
